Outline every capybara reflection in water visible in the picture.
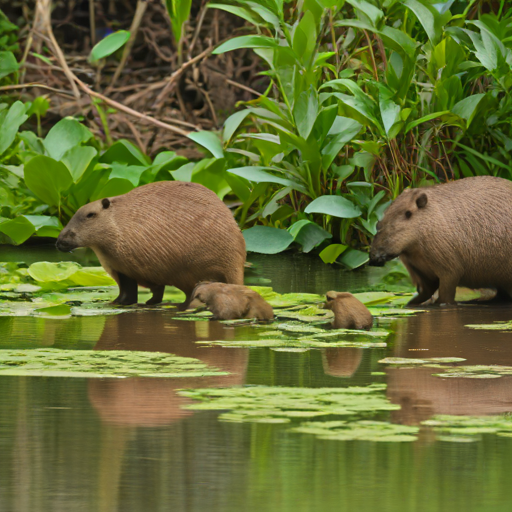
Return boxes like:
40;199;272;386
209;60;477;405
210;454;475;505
190;282;274;321
370;176;512;305
56;181;246;308
324;291;373;330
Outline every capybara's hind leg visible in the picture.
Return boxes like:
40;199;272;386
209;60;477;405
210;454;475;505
112;272;138;305
146;285;165;305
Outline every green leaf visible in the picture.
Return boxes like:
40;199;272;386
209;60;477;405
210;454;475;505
34;304;72;317
228;167;307;193
451;94;486;128
213;36;277;54
294;88;318;140
339;248;369;269
208;4;263;26
223;110;251;143
24;215;63;238
402;0;451;46
24;155;74;208
0;101;28;156
321;117;362;169
0;51;19;79
0;217;35;245
319;244;347;264
44;119;93;160
305;195;362;218
60;145;97;183
243;226;294;254
345;0;384;28
108;163;147;187
288;220;332;253
89;30;131;62
293;11;317;65
28;261;81;282
379;94;401;138
99;139;150;166
404;111;451;133
188;131;224;158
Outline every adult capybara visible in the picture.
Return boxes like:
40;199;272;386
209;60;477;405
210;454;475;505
369;176;512;305
324;291;373;330
56;181;246;307
190;282;274;321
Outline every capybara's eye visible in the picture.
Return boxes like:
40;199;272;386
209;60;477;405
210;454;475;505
86;212;96;219
405;210;412;219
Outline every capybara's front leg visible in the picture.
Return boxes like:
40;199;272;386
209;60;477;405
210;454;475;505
112;272;138;305
408;278;439;305
146;285;165;305
436;277;458;305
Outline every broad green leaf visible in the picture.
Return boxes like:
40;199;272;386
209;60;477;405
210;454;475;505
288;220;332;253
305;195;362;218
24;155;74;208
339;248;369;269
293;11;317;65
228;167;307;193
191;158;231;200
402;0;451;46
44;119;93;160
294;89;318;140
322;117;362;169
60;145;97;183
451;94;486;128
69;267;116;286
23;215;63;238
188;131;224;158
223;110;251;143
0;101;28;156
213;36;277;54
28;261;81;282
0;217;35;245
379;94;401;138
208;4;264;26
108;163;147;187
0;51;19;79
99;139;150;165
89;30;131;62
345;0;384;27
319;244;347;264
34;304;72;317
243;226;294;254
404;111;451;133
91;178;134;200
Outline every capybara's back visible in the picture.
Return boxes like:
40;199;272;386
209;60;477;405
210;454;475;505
370;176;512;304
57;181;246;306
325;292;373;330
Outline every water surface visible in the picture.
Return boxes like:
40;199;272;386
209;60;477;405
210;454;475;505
1;248;512;511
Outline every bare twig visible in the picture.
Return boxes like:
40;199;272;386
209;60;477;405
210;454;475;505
109;0;149;90
89;0;96;46
0;82;76;98
36;0;81;98
226;79;262;96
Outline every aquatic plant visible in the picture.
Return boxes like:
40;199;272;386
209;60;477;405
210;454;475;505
0;348;228;378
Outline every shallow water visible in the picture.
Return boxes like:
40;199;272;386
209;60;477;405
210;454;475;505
1;248;512;511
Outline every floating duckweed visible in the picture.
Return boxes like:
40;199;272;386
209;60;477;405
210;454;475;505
432;365;512;379
0;349;228;378
466;322;512;330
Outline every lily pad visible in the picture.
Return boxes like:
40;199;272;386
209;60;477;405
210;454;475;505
379;357;466;365
178;384;417;442
0;348;228;378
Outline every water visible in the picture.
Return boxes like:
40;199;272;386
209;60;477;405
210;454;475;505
1;248;512;511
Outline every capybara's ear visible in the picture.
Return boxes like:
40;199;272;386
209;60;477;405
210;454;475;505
416;193;428;209
101;198;111;209
326;291;337;301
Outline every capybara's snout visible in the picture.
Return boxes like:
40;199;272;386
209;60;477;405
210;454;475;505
56;230;78;252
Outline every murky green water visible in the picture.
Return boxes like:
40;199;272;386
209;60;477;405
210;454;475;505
2;247;512;511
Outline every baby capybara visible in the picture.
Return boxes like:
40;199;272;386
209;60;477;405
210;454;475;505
190;282;274;321
56;182;246;308
324;291;373;330
369;176;512;305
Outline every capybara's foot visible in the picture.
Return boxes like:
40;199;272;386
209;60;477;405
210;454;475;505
145;296;162;306
146;285;165;306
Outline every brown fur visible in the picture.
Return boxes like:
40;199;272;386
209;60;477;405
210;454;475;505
324;291;373;330
369;176;512;305
190;282;274;321
56;182;246;307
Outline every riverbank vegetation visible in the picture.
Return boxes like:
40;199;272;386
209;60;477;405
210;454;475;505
1;0;510;267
